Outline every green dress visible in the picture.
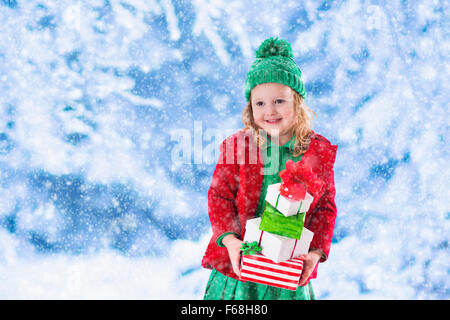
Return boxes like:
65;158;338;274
203;134;315;300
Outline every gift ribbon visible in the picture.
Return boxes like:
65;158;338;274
290;239;298;260
240;241;262;255
279;159;319;201
297;201;303;213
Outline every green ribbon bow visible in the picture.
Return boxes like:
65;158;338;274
240;241;262;255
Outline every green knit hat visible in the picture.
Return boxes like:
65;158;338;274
244;37;306;102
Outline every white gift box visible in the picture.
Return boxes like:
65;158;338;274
265;183;314;217
243;217;314;263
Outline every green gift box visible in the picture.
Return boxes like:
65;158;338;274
259;201;305;239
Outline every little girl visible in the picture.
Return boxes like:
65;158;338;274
201;37;338;300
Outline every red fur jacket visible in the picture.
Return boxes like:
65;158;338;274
201;129;338;284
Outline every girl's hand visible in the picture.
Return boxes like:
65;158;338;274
222;234;244;277
298;249;322;286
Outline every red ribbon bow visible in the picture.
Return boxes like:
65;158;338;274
278;159;317;201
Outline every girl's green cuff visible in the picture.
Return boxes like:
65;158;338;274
216;232;240;247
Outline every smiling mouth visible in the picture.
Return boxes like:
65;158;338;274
266;118;282;124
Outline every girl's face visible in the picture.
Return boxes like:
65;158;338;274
251;82;296;145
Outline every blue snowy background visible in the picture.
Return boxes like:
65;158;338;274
0;0;448;299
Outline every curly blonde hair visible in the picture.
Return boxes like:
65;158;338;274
241;90;317;157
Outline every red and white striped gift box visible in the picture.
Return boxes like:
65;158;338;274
240;253;304;291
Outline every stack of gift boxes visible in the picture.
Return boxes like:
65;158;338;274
239;161;315;291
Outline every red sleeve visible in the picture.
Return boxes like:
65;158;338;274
307;168;337;262
207;138;242;244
